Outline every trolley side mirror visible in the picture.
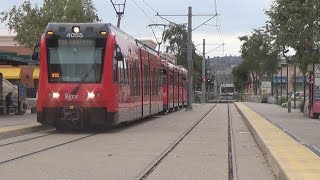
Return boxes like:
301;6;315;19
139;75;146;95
115;45;124;61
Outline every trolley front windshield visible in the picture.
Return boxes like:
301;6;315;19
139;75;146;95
47;39;105;83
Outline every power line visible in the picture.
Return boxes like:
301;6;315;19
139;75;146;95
131;0;157;25
214;0;218;15
140;0;158;14
158;14;216;17
205;43;225;55
156;14;176;24
192;14;217;31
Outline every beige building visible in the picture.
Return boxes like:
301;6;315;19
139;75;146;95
0;35;33;55
246;64;305;95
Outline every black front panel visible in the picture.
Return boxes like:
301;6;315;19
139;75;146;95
38;107;116;128
45;23;110;39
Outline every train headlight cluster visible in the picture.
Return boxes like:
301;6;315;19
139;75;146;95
87;92;95;99
49;92;60;99
73;26;80;33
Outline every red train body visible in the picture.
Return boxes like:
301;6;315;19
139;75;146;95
35;23;187;130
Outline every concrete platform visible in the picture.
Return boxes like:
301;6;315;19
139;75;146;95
0;112;50;140
235;102;320;180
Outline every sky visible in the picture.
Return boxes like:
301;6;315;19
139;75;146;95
0;0;273;57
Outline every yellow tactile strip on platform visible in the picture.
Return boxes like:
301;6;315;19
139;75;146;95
235;102;320;180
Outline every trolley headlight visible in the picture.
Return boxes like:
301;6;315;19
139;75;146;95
73;26;80;33
49;92;60;99
52;92;60;99
87;92;95;99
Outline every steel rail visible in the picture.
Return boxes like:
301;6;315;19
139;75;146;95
134;98;223;180
0;130;56;147
227;98;238;180
0;133;98;166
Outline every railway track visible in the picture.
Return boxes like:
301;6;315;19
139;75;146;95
134;98;234;180
0;130;56;147
0;132;99;166
0;100;238;179
227;98;238;180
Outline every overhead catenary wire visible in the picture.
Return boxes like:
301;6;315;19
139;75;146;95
205;43;225;55
192;14;217;31
131;0;157;25
138;0;173;26
134;0;225;56
140;0;158;14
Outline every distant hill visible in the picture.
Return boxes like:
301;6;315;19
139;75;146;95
208;56;243;65
206;55;243;84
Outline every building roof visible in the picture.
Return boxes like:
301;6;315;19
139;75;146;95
0;35;34;65
0;46;32;55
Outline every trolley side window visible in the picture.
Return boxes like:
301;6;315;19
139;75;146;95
144;64;149;96
113;48;118;82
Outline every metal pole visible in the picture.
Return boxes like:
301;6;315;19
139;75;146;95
281;65;283;103
287;64;289;102
275;70;278;104
287;64;290;112
271;74;274;96
202;39;206;103
186;6;193;110
294;64;297;109
117;14;122;28
110;0;127;28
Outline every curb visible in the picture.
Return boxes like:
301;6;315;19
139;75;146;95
0;124;53;140
235;102;320;180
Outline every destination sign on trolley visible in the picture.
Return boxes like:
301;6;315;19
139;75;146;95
58;39;95;46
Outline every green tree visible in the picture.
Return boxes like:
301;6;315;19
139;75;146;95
266;0;320;99
0;0;100;48
163;23;203;85
232;63;249;92
239;28;279;95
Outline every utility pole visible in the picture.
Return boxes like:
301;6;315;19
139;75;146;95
281;65;283;103
187;6;193;110
202;39;206;103
110;0;127;28
294;64;297;109
155;8;215;110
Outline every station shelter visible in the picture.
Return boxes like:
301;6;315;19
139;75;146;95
0;52;39;98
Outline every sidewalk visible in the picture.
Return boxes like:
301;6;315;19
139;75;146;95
236;102;320;180
243;102;320;155
0;111;50;140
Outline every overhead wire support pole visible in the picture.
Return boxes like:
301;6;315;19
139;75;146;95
202;39;206;103
110;0;127;28
187;6;193;110
156;10;216;110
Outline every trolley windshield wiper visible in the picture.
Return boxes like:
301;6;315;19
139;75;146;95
70;64;95;95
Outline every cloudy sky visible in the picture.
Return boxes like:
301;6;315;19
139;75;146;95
0;0;273;57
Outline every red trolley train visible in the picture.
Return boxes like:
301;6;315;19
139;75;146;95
34;23;187;130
